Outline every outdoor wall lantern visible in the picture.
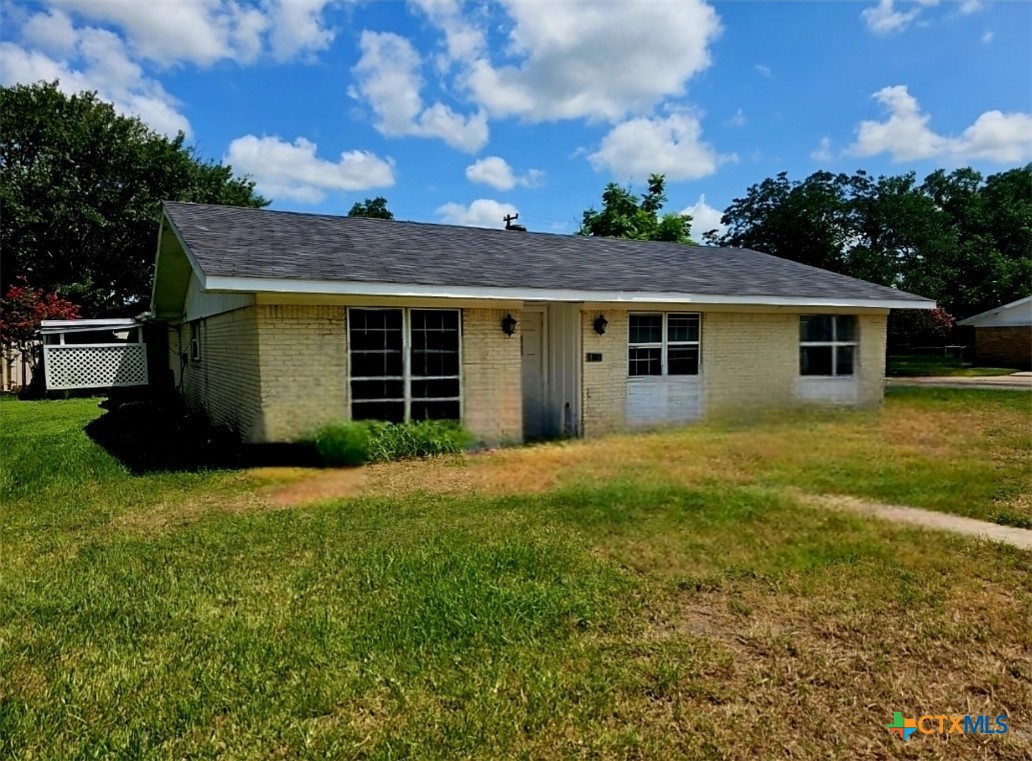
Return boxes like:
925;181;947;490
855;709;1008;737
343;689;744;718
593;314;609;335
501;313;518;336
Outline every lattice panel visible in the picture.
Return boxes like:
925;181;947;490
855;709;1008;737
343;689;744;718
44;344;149;390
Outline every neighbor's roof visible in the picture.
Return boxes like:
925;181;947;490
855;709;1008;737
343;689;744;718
957;295;1032;327
159;202;934;309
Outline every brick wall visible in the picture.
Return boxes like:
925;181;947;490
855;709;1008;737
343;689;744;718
175;307;264;441
975;326;1032;369
462;308;523;444
256;305;348;442
580;310;629;436
703;311;798;413
577;308;889;435
856;312;888;406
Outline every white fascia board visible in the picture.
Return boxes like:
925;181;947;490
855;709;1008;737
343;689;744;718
203;275;935;311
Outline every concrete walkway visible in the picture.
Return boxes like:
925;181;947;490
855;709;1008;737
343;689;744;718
802;494;1032;550
888;372;1032;391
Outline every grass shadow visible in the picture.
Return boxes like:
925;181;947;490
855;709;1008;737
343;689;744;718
84;398;321;474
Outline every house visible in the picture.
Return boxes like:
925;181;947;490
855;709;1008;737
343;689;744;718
957;296;1032;369
150;202;934;444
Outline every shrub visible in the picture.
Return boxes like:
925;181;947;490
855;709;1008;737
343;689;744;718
309;419;473;467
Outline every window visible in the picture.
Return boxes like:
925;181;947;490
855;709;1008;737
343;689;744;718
348;308;461;423
628;313;700;376
799;315;857;376
189;321;202;361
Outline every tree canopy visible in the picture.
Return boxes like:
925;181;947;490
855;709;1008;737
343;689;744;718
0;82;267;316
580;174;695;244
347;197;394;220
717;166;1032;319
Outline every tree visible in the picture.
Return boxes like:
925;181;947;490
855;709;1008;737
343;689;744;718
580;174;695;243
719;171;852;272
0;82;267;317
348;197;394;220
717;165;1032;319
0;278;80;370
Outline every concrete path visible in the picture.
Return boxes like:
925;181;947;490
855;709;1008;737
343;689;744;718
802;494;1032;550
888;372;1032;391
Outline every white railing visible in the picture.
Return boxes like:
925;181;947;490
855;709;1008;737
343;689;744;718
43;343;149;391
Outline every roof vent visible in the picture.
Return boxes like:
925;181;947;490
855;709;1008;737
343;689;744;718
503;213;526;232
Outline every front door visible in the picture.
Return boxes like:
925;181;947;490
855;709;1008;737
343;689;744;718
521;310;547;440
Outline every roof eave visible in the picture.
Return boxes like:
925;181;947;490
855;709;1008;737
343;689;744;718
203;275;935;311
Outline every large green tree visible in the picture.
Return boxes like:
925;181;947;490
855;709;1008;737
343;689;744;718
580;174;695;243
0;82;267;316
348;196;394;220
718;165;1032;319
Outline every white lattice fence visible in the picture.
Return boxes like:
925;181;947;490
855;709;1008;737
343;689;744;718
44;344;149;390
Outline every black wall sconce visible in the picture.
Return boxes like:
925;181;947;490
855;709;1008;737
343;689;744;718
593;314;608;335
501;313;518;336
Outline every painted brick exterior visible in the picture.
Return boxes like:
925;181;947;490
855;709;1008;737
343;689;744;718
173;303;890;444
580;310;629;437
974;326;1032;369
172;305;521;444
175;308;264;440
856;312;888;405
578;309;889;434
704;311;798;413
256;305;348;442
462;309;523;444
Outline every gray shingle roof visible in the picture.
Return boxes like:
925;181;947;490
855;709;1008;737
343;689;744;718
162;201;932;305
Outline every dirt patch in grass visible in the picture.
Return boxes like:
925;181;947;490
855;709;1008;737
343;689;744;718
259;435;750;508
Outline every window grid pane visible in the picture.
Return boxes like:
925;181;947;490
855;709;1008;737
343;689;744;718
799;314;858;376
629;314;663;344
629;346;662;376
349;309;461;423
628;313;701;377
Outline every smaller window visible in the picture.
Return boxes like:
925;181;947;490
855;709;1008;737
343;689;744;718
799;315;857;376
190;321;202;361
628;313;701;377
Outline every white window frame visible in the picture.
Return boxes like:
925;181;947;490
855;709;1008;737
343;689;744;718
189;320;202;362
346;307;463;422
627;312;702;377
799;315;858;377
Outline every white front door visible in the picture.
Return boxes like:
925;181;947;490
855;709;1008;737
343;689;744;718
521;310;547;439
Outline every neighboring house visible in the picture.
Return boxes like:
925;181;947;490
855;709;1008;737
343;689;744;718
957;296;1032;369
150;202;934;444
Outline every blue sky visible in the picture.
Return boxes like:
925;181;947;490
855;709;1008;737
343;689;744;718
2;0;1030;236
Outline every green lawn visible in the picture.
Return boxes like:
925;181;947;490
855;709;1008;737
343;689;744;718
887;353;1018;377
1;393;1030;759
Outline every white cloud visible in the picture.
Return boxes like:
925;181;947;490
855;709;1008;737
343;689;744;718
981;30;994;43
861;0;922;34
21;9;78;55
465;156;543;190
268;0;341;61
680;194;726;240
435;199;518;228
954;110;1032;162
847;85;1032;163
0;18;190;136
47;0;264;66
352;31;488;152
225;135;395;203
44;0;344;66
588;113;732;181
755;64;771;78
960;0;983;13
728;107;746;127
810;136;833;162
410;0;485;66
459;0;721;122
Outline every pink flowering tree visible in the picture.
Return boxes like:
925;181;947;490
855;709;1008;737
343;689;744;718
0;279;80;370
